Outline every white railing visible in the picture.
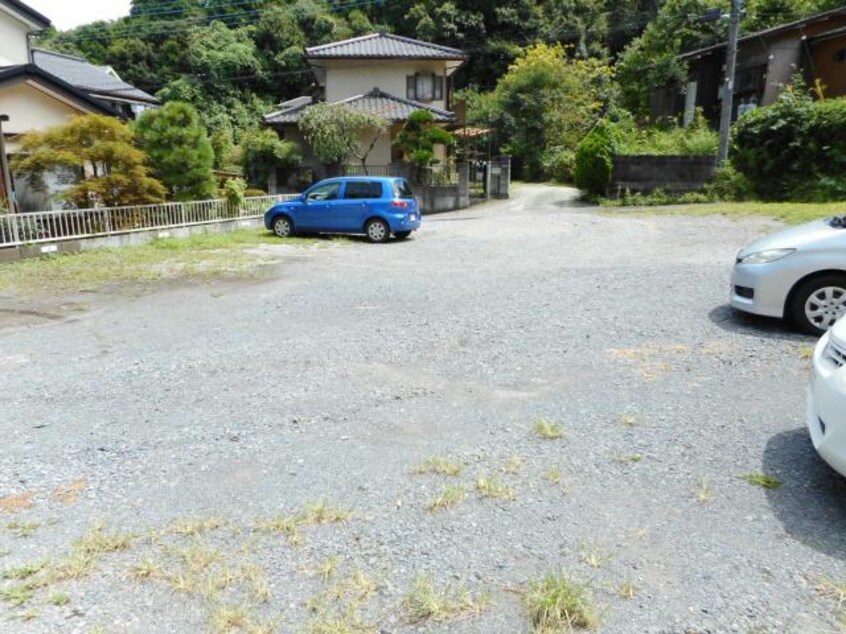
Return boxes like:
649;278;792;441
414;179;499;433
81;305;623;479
0;194;297;248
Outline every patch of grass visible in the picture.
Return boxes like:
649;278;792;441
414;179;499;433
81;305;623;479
619;415;639;427
579;543;608;569
75;523;134;556
169;517;223;536
47;592;70;606
6;521;39;538
52;479;87;505
740;473;782;489
696;478;714;504
414;456;463;477
304;609;375;634
524;572;598;632
129;556;163;580
402;575;490;624
503;455;523;474
475;473;516;501
0;229;310;296
0;584;34;606
209;603;252;633
13;608;38;621
545;468;562;484
317;556;339;582
303;500;351;525
815;576;846;609
2;559;48;580
799;346;815;360
426;485;467;511
601;200;846;226
178;544;222;573
617;579;636;599
257;514;303;546
533;418;565;440
240;564;270;603
612;453;643;464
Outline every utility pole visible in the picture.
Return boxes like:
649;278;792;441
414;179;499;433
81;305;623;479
717;0;743;164
0;114;16;215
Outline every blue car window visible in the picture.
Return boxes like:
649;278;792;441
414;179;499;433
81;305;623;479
344;181;383;199
307;182;341;202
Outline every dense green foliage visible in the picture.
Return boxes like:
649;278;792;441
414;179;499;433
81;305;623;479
238;128;300;189
732;87;846;201
11;115;166;208
615;111;719;155
133;102;217;201
464;43;613;181
298;104;386;169
395;111;455;166
575;120;619;196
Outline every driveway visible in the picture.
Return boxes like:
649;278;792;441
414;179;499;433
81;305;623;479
0;184;843;633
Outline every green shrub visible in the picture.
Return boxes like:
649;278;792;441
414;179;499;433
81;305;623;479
732;79;846;201
616;111;718;156
243;188;267;198
706;163;754;201
543;147;576;183
575;120;618;197
222;177;247;208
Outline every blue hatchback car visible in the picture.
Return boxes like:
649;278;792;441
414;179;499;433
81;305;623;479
264;177;421;243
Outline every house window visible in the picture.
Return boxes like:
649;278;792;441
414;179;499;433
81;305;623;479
406;72;444;102
835;48;846;63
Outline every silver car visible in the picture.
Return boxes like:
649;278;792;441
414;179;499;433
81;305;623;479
730;216;846;335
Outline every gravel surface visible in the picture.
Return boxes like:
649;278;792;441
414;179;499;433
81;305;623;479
1;184;844;633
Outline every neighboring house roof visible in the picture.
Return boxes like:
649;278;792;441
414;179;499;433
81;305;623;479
263;88;454;125
0;0;50;29
0;64;118;116
678;6;846;60
32;49;159;105
305;32;467;60
263;96;314;125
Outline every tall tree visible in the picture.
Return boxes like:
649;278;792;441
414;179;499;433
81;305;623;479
12;115;166;208
133;102;217;201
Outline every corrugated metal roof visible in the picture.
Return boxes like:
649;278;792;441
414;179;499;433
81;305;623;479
263;89;454;125
306;32;466;60
32;49;158;104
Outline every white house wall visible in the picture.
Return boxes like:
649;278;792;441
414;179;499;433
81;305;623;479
0;9;31;66
323;59;450;111
0;81;91;149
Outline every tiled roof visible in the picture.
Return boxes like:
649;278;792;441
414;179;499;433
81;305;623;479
0;64;117;115
305;32;466;60
32;49;158;104
263;89;454;125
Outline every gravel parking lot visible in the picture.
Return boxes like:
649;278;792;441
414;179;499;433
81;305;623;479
1;183;844;633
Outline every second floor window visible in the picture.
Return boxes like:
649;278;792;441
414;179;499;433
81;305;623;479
407;72;444;102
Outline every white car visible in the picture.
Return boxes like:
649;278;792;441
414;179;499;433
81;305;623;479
731;216;846;335
808;316;846;476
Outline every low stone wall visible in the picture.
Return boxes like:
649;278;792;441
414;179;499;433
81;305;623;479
610;155;716;195
0;218;264;262
418;185;470;214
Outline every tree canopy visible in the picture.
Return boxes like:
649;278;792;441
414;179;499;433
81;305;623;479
298;104;387;169
12;115;166;208
133;102;217;201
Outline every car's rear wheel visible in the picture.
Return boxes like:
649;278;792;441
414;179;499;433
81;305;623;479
394;231;412;240
272;215;294;238
790;273;846;335
365;218;390;243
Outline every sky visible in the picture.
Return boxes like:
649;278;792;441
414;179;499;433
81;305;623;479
26;0;132;30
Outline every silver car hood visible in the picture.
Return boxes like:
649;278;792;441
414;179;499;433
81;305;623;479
738;219;845;258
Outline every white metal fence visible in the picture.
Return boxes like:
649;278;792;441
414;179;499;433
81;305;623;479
0;195;297;248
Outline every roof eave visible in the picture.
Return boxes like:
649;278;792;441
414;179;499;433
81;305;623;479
1;0;51;30
0;65;120;117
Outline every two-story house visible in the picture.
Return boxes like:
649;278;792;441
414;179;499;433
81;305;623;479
0;0;157;211
262;32;467;184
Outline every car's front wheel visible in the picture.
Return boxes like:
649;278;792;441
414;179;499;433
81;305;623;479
272;215;294;238
790;273;846;335
365;218;390;243
394;231;412;240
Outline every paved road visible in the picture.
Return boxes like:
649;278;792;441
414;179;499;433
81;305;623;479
1;184;844;633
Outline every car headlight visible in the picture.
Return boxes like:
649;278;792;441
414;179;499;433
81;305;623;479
738;248;796;264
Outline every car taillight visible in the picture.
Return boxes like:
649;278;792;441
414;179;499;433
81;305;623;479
391;200;410;208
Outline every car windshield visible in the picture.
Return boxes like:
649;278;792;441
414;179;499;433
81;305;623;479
392;179;414;199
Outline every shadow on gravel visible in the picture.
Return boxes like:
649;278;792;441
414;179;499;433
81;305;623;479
708;304;814;343
763;427;846;560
